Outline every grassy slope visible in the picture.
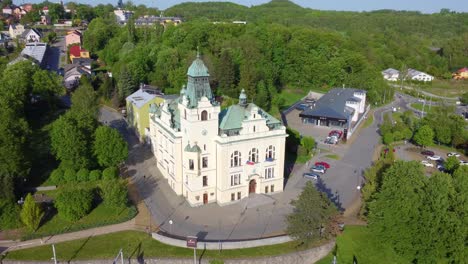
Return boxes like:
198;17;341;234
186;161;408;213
5;230;317;261
316;226;408;264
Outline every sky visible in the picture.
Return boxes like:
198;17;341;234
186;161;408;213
15;0;468;13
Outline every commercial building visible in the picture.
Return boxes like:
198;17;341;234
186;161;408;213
299;88;367;138
148;55;287;206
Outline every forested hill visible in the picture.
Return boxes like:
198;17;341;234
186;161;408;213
166;0;468;74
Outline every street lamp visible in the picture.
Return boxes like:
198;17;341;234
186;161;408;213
169;220;173;234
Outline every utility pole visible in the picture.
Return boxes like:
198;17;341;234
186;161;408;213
52;244;57;264
421;95;426;118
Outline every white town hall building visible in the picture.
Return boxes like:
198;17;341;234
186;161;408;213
148;54;287;206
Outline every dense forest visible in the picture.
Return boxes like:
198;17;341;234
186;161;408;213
84;0;468;117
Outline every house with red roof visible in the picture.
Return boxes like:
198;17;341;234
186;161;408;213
453;67;468;80
69;45;89;62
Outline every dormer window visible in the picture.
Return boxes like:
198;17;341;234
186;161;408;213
201;110;208;121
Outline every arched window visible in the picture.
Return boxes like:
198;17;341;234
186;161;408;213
201;110;208;121
230;151;242;167
249;148;259;163
266;145;275;160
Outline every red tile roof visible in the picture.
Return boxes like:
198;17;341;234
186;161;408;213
69;45;87;57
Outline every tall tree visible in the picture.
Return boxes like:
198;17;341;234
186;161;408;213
117;66;138;100
216;49;237;97
255;80;270;110
20;193;43;232
413;125;434;148
69;83;99;134
287;181;337;245
93;126;128;168
369;161;427;259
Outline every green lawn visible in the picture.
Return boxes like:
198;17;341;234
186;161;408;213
278;89;307;110
4;231;319;261
22;203;136;241
316;226;408;264
324;154;340;160
410;103;440;114
423;79;468;97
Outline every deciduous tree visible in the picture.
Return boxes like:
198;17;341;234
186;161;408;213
93;126;128;168
20;193;44;232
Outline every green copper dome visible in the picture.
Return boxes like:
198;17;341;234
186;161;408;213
187;54;210;77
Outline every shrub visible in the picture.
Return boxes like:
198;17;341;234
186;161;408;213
20;193;44;231
49;168;64;185
100;180;128;208
102;167;119;180
89;170;101;181
55;188;94;221
76;168;89;182
297;145;308;157
63;168;76;183
0;199;21;229
383;132;394;145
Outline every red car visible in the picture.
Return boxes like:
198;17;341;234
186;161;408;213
328;130;343;139
315;161;330;169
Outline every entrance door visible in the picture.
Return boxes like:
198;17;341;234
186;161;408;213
203;193;208;204
249;180;257;194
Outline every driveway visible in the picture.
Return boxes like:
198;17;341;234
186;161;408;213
98;98;396;240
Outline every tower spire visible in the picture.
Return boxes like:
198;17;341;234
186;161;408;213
196;46;200;59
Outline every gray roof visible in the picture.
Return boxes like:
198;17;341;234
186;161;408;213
64;65;91;79
21;28;42;39
382;68;400;75
300;88;365;120
71;57;92;66
406;68;431;78
9;42;47;66
184;144;201;153
126;88;157;109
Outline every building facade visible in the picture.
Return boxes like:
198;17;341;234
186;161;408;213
149;55;287;206
406;68;434;82
65;30;82;47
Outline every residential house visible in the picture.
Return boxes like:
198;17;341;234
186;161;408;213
21;28;42;43
42;6;49;15
65;30;82;47
114;9;133;24
9;24;25;39
405;68;434;82
126;85;167;141
21;4;33;13
40;15;51;25
381;68;400;81
453;67;468;80
69;45;89;61
71;57;92;69
9;42;48;68
299;88;367;138
2;5;13;15
63;64;91;89
148;55;286;206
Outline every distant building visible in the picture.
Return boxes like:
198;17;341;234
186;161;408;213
42;6;49;15
21;28;42;43
453;67;468;80
40;15;51;25
126;85;167;141
65;30;82;47
114;9;133;24
405;68;434;82
9;42;48;68
71;57;92;69
381;68;400;81
2;5;14;15
299;88;367;138
9;24;25;39
135;15;182;27
69;45;89;61
0;32;10;47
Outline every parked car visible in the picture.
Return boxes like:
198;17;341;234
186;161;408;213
421;150;435;156
427;155;441;161
315;161;330;169
295;103;309;111
329;130;343;139
325;136;339;145
447;152;461;158
421;160;434;167
460;160;468;166
311;165;326;174
303;172;320;180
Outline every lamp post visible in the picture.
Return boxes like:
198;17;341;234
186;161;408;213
169;220;173;234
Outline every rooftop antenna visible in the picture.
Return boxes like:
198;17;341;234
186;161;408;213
196;46;200;58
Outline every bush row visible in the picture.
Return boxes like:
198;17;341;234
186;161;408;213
49;166;119;185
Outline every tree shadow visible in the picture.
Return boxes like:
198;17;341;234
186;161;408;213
128;242;145;263
38;204;58;228
68;235;92;262
199;243;207;263
315;178;343;211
